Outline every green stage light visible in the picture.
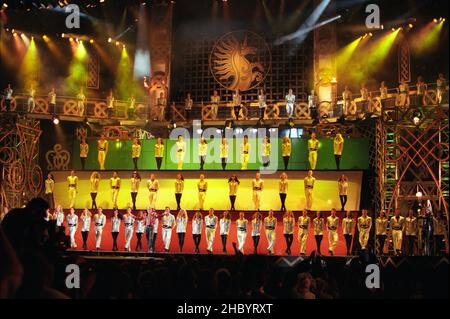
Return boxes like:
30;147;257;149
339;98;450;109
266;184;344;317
114;46;134;100
335;36;362;67
65;41;88;94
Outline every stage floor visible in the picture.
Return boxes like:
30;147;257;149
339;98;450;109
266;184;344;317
63;210;357;256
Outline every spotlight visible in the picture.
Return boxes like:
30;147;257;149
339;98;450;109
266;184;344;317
368;32;373;37
416;191;423;198
89;39;94;43
52;116;60;125
433;18;438;23
69;37;73;41
196;128;203;134
108;37;112;43
408;23;413;28
2;3;8;8
100;0;105;3
115;41;120;46
413;116;420;125
61;33;65;38
380;24;384;30
391;27;396;32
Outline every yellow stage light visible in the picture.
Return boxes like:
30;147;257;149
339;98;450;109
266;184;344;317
115;41;120;46
89;39;94;43
433;18;438;23
408;24;413;28
108;37;112;43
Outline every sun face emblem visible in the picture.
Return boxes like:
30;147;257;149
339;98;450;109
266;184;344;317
210;30;271;92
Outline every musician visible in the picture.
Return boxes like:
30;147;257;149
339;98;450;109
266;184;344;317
416;76;427;106
285;89;295;118
342;86;352;116
379;81;388;100
185;93;193;121
211;90;220;119
436;73;447;105
232;89;242;120
308;90;318;120
28;86;36;113
48;87;57;115
157;92;167;121
258;88;267;120
77;88;86;117
106;90;115;118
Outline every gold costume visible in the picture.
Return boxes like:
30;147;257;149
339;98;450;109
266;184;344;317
110;177;121;208
132;143;141;159
390;216;405;254
304;176;315;210
252;179;264;210
67;175;78;208
97;139;108;170
298;216;310;254
326;216;339;253
240;143;250;170
264;216;277;253
308;139;319;170
147;179;159;209
197;180;208;210
357;216;372;249
176;141;186;170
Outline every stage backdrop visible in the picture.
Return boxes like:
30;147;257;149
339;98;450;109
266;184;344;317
51;170;362;211
72;137;369;171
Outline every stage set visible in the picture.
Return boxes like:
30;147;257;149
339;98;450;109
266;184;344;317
0;0;449;262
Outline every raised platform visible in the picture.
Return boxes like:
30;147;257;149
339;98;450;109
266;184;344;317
50;170;362;211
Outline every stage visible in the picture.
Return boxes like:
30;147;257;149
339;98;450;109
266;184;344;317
50;170;362;211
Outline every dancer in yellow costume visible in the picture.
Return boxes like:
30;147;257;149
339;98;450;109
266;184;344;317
304;170;315;210
97;135;108;170
147;173;159;209
197;174;208;210
79;138;89;170
334;132;344;170
252;172;264;210
131;138;141;170
176;135;186;170
110;171;121;209
308;132;319;170
154;137;165;170
67;170;78;208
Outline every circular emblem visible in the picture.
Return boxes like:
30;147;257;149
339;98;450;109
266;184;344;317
210;30;271;92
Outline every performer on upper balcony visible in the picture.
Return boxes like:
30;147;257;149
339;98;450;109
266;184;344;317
48;88;56;115
232;89;242;120
240;135;250;170
333;132;344;170
106;90;115;118
76;88;86;117
176;135;186;170
157;92;167;121
308;132;319;170
154;137;164;170
285;88;295;119
3;84;13;112
198;136;207;170
211;90;220;119
110;171;121;210
131;138;141;170
416;76;427;106
90;171;100;209
258;88;267;120
379;81;388;100
281;136;291;170
398;80;409;106
308;90;318;120
360;83;369;100
27;85;36;113
185;93;193;121
220;137;228;170
79;138;89;170
127;95;136;119
342;86;352;116
97;135;108;170
67;170;78;209
436;73;447;105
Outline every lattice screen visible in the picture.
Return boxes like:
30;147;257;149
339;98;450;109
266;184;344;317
172;33;312;103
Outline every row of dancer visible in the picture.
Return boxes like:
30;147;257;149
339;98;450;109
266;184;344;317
51;206;375;256
46;170;350;212
79;132;345;171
